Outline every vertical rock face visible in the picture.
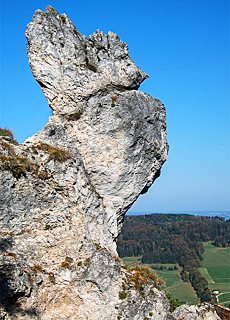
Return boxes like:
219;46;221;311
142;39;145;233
25;5;168;244
0;5;220;320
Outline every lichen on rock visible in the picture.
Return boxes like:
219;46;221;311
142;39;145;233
0;5;221;320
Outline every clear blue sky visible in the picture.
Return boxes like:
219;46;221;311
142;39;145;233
0;0;229;213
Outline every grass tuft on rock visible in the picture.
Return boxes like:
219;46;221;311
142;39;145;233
48;148;71;163
36;143;72;163
122;265;163;292
0;128;17;144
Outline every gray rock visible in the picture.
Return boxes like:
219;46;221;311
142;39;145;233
172;303;220;320
25;5;148;116
26;5;168;242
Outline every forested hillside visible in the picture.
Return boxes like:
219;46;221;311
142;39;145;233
117;214;230;302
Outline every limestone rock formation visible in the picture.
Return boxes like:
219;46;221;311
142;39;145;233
0;6;220;320
25;5;168;246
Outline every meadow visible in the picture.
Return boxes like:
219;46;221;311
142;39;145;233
199;242;230;306
157;268;198;304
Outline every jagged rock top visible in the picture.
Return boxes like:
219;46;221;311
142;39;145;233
26;5;148;115
25;6;169;242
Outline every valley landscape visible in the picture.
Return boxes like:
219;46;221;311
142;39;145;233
118;213;230;310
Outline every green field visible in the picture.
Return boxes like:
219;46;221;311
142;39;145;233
201;242;230;267
199;242;230;305
158;269;198;304
121;256;198;304
199;267;214;283
121;255;142;265
219;293;230;304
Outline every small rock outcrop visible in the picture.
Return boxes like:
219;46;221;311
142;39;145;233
0;6;220;320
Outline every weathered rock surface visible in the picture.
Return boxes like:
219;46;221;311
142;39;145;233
0;5;220;320
25;5;168;243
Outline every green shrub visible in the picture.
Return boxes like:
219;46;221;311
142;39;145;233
166;292;181;312
32;147;38;154
61;16;66;23
119;291;127;300
44;224;52;230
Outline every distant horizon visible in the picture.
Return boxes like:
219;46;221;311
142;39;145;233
127;210;230;219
